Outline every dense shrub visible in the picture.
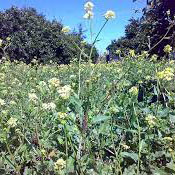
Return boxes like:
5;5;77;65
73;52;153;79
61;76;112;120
0;7;98;64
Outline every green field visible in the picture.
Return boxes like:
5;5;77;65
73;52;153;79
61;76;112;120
0;57;175;175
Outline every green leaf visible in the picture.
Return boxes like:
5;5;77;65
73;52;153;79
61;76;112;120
92;115;111;124
154;85;158;96
170;115;175;123
166;161;175;172
120;152;138;162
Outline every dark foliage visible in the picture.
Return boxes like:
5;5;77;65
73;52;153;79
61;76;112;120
107;0;175;58
0;7;98;64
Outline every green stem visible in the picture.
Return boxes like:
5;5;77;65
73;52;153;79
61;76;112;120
78;49;83;98
133;102;141;175
64;125;68;175
89;20;109;61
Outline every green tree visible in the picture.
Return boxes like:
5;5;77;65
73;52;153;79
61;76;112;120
107;0;175;58
0;7;98;64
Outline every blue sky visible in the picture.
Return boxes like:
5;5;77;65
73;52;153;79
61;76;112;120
0;0;146;53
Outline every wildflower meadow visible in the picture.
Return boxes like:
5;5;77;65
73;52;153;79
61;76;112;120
0;1;175;175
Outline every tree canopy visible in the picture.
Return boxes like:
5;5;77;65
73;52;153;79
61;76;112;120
107;0;175;58
0;7;98;64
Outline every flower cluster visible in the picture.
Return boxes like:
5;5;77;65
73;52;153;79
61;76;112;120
54;158;66;171
42;102;56;111
58;112;68;120
61;26;71;33
104;10;116;20
83;1;94;19
48;77;60;88
163;137;173;142
145;114;157;128
156;67;174;81
129;86;139;96
163;44;172;54
58;85;72;99
116;49;121;55
129;49;135;57
7;117;18;127
28;93;38;103
0;98;5;106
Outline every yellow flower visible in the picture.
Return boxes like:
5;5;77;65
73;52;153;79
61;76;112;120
168;148;173;152
145;75;151;80
6;37;11;41
164;44;172;54
0;98;5;106
84;1;94;11
109;106;119;114
116;49;121;55
129;49;135;57
121;143;130;150
145;114;156;128
41;149;46;156
156;67;174;81
7;117;18;127
61;26;71;33
163;137;173;142
58;112;68;120
81;40;87;45
104;10;116;20
83;11;94;19
48;78;60;88
156;71;164;79
141;51;149;58
150;54;158;61
169;60;175;64
129;86;138;96
54;158;66;171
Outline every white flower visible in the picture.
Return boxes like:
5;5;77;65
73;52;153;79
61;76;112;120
58;85;72;99
84;1;94;11
39;81;47;87
7;117;18;127
54;158;66;171
0;99;5;106
28;93;38;103
10;100;16;105
42;102;56;111
104;10;116;20
83;11;94;19
61;26;71;33
48;78;60;88
49;102;56;110
70;75;76;79
166;10;171;16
